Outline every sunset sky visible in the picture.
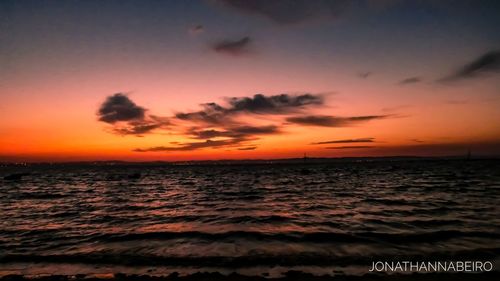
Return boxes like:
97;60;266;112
1;0;500;162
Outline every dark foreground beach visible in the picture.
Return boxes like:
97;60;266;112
1;272;500;281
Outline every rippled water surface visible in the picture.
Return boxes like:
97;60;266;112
1;160;499;276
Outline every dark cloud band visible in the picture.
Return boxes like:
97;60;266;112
440;50;500;82
398;76;422;85
311;138;375;145
134;137;248;152
286;115;388;127
213;36;252;55
325;145;376;149
176;93;324;125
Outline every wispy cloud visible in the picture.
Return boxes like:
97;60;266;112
439;50;500;82
111;116;170;135
188;24;204;35
237;146;257;151
176;102;230;125
176;93;324;125
311;138;375;145
358;71;372;79
188;125;279;139
325;146;376;149
227;93;324;114
134;138;248;152
398;76;422;85
287;115;388;127
213;36;252;56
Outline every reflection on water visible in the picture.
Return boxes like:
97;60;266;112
0;160;499;276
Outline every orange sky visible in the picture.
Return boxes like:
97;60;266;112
1;0;500;162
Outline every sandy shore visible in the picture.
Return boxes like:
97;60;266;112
1;271;499;281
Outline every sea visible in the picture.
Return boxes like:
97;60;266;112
0;159;499;278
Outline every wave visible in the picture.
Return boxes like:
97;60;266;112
2;247;499;267
4;229;497;245
89;230;500;244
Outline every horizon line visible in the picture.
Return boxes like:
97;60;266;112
2;154;499;165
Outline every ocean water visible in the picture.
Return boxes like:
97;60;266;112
0;160;499;277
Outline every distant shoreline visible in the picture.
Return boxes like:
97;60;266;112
2;155;499;167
